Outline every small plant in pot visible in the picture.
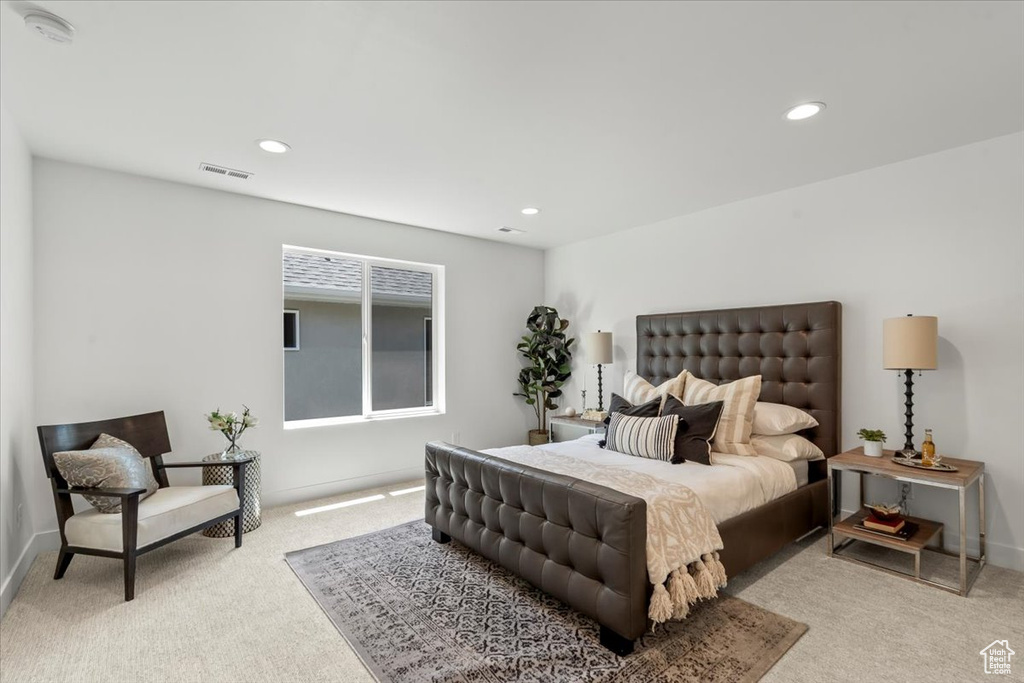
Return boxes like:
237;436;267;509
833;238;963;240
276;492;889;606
514;306;575;446
857;428;887;457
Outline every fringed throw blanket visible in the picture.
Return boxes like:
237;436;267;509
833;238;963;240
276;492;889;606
484;445;727;624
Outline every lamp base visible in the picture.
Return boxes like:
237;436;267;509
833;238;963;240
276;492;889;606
901;368;916;453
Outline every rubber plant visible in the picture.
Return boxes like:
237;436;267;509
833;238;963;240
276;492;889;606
514;306;575;443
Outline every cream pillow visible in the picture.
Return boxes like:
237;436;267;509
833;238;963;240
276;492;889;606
622;370;686;407
752;402;818;436
751;434;824;462
681;371;761;456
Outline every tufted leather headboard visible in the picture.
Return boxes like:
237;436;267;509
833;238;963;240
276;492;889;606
637;301;841;457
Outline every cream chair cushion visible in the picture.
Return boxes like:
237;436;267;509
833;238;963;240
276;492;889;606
65;485;238;552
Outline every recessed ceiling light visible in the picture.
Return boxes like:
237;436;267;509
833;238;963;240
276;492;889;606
257;139;291;154
521;207;540;216
784;102;826;121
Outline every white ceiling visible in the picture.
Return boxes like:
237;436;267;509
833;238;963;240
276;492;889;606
2;1;1022;249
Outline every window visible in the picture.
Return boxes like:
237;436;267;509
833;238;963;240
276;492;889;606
424;317;433;406
283;310;300;350
282;246;444;426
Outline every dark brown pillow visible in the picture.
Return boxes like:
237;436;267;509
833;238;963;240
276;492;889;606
661;395;725;465
599;393;662;447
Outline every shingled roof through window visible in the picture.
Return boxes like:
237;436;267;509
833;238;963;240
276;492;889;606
283;252;432;299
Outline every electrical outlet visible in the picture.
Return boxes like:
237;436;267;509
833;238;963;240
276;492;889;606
16;504;23;527
451;432;461;445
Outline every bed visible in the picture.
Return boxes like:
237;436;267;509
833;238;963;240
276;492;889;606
425;301;841;654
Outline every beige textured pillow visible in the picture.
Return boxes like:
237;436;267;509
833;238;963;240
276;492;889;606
53;433;159;513
682;372;761;456
622;370;686;408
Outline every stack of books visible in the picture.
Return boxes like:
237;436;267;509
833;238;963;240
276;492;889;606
854;514;917;541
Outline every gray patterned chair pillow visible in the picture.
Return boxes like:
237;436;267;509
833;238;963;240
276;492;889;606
92;433;160;491
53;433;159;513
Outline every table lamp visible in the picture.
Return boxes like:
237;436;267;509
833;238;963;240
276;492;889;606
883;314;938;454
585;331;613;411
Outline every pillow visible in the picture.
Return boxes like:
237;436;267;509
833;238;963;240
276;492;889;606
660;395;724;465
605;413;678;461
752;402;818;436
681;372;761;456
53;433;159;513
751;434;825;462
599;394;662;447
622;370;686;408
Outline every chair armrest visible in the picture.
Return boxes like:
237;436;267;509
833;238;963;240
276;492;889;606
55;487;146;500
160;457;252;469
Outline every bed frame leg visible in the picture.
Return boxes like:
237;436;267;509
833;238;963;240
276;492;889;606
431;527;451;544
599;625;635;656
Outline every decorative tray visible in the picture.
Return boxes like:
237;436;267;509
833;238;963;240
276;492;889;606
892;455;957;472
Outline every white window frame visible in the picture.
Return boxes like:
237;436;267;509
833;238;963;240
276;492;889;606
282;245;445;429
424;316;433;407
284;309;300;351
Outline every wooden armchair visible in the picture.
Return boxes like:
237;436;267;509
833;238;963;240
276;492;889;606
37;411;250;601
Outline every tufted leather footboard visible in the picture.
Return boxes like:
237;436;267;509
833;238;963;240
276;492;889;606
425;441;648;652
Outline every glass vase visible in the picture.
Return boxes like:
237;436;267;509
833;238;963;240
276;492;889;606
221;441;243;460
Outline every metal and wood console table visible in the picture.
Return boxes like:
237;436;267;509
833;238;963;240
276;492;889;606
827;447;985;596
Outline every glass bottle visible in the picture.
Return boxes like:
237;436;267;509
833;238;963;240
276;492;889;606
921;429;936;467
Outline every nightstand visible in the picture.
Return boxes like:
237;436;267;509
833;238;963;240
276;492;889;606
827;447;985;596
548;416;603;443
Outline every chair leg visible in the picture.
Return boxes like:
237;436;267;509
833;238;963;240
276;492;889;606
123;552;136;601
121;493;140;602
234;511;243;548
54;547;74;579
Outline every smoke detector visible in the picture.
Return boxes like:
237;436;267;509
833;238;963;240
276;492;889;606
24;10;75;45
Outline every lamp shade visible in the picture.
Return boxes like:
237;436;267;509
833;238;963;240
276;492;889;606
585;331;613;365
883;316;938;370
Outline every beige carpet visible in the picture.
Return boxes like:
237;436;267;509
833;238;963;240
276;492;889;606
1;481;1021;682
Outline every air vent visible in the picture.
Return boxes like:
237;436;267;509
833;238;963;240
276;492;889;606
199;162;253;180
497;226;525;234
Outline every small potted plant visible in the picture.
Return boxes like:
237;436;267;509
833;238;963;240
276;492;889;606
857;428;886;457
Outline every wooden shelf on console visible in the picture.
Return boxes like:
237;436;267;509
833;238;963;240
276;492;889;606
834;510;942;552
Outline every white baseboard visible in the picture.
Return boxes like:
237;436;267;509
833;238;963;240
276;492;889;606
261;466;424;509
837;508;1023;572
0;529;60;619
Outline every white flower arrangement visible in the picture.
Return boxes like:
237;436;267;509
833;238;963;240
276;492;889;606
206;405;258;452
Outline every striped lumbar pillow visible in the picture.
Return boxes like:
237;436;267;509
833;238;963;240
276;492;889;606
605;413;679;461
623;370;687;408
681;372;761;456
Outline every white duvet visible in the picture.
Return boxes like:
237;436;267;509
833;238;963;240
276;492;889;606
538;433;797;524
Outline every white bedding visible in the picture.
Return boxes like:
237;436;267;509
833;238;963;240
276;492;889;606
788;459;809;487
538;433;798;524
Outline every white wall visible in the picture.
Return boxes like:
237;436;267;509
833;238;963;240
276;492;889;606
33;160;545;513
0;103;49;615
546;133;1024;570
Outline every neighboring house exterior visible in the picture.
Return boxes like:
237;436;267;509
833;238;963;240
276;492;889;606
979;640;1015;675
283;252;433;421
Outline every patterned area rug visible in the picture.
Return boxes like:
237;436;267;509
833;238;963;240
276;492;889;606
285;521;806;683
